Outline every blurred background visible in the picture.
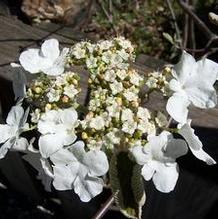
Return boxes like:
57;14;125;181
1;0;218;62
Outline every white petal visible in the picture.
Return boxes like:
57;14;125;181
164;138;188;159
184;58;218;108
169;79;183;92
50;148;77;165
62;133;77;146
186;86;217;108
146;132;169;161
152;162;179;193
141;162;155;181
6;105;24;126
0;139;14;159
43;64;64;76
0;125;14;143
43;48;69;76
166;92;190;124
39;133;71;158
11;62;21;68
173;51;196;85
20;107;30;128
53;164;78;191
37;111;59;134
83;150;109;177
12;137;28;151
196;59;218;88
131;145;150;165
60;108;78;125
178;123;216;165
41;158;53;176
69;141;86;162
41;39;60;61
19;49;49;74
73;174;104;202
178;123;201;150
190;148;216;165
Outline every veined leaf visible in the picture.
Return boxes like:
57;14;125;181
109;151;145;219
163;32;174;45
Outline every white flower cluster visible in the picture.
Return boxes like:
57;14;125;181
69;39;156;151
69;37;135;80
26;71;80;122
0;38;217;215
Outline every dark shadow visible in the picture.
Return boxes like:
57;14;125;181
1;0;30;23
0;76;15;120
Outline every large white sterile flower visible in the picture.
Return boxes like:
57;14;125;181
19;39;69;76
178;121;216;165
38;108;78;158
166;51;218;123
0;105;29;159
131;131;188;193
51;141;109;202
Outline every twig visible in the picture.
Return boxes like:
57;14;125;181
177;0;218;57
96;0;117;34
97;0;113;23
177;0;216;40
75;0;95;29
109;0;113;14
166;117;173;128
91;194;115;219
183;0;189;48
166;0;182;48
202;47;218;59
190;18;196;50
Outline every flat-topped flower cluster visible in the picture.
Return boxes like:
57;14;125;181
1;37;218;219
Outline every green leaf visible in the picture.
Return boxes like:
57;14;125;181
163;32;174;45
109;151;145;219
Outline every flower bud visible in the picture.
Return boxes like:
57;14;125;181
33;86;42;94
82;132;88;139
62;95;69;103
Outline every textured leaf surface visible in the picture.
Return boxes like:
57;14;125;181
109;152;145;219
